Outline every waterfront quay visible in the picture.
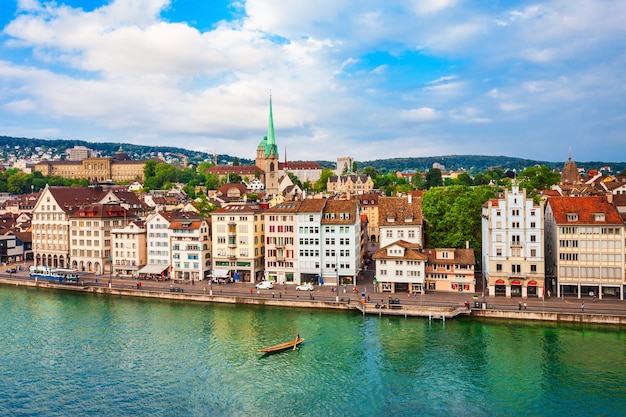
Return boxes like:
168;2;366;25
4;267;626;325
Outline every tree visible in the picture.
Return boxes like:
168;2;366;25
232;157;240;166
363;166;378;179
424;168;443;189
205;173;220;189
422;185;498;262
352;161;358;174
314;168;335;192
287;172;303;189
194;193;216;217
197;161;213;175
411;171;426;190
517;165;561;200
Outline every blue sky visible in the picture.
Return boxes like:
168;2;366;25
1;0;625;163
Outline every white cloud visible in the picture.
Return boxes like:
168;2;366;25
401;107;441;123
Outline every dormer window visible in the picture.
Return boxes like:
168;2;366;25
387;217;395;223
593;213;605;222
566;213;578;222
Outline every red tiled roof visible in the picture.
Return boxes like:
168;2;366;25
547;196;622;224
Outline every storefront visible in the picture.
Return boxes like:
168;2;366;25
494;279;506;296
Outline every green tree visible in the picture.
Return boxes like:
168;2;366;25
232;157;240;166
197;161;213;175
7;171;31;194
194;193;216;217
517;165;561;200
314;168;335;192
205;173;220;189
287;172;303;189
352;161;358;174
422;185;498;262
411;171;426;190
363;166;378;179
424;168;443;189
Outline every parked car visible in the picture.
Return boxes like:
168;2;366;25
169;286;184;293
255;281;274;290
6;267;16;273
295;283;314;291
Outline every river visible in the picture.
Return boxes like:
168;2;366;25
1;286;624;416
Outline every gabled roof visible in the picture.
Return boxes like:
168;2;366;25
547;196;622;224
424;248;475;265
297;198;327;213
321;200;358;225
378;196;423;226
372;240;428;261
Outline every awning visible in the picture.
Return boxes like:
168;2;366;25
212;268;230;278
495;279;505;285
528;281;537;286
138;264;169;274
511;280;521;285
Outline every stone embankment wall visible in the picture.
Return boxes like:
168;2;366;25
3;278;625;325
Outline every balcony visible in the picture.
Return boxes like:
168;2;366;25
228;255;237;260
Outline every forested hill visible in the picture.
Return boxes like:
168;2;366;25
1;135;623;173
360;155;626;174
0;136;248;166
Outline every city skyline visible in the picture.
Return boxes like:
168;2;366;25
1;0;625;162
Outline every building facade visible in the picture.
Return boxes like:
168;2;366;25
482;183;545;298
170;215;211;281
545;195;625;300
372;240;428;294
112;220;147;277
264;202;300;284
424;247;476;293
378;195;423;249
211;203;265;283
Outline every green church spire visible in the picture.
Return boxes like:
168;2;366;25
265;95;279;158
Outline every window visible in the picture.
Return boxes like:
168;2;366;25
496;264;502;271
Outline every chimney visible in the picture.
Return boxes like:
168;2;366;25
408;194;412;204
466;240;469;249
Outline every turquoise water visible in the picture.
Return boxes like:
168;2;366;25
1;286;625;417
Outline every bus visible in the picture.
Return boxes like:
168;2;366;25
29;266;80;284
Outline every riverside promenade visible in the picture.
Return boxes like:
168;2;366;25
3;267;626;325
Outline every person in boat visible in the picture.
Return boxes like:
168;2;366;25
297;333;300;340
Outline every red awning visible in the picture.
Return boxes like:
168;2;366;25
495;279;505;285
511;280;521;285
528;281;537;286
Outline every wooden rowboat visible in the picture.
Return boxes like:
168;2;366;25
258;337;304;353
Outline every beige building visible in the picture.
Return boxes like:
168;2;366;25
424;247;476;293
32;186;105;268
69;203;134;274
35;149;147;183
545;195;625;300
327;174;374;195
355;193;380;245
112;220;147;277
211;203;265;283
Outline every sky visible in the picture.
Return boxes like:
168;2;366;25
1;0;625;163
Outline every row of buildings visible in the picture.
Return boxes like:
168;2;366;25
30;184;477;295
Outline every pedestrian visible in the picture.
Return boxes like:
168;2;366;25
523;302;527;310
367;295;370;302
518;302;522;311
581;302;585;312
249;288;253;295
279;292;282;299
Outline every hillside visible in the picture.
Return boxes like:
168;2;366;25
1;136;623;174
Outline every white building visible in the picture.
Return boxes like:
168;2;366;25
296;199;326;285
378;195;423;249
170;215;211;281
481;183;545;298
372;240;427;294
141;211;179;278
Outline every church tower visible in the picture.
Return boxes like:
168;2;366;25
255;96;280;196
